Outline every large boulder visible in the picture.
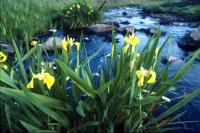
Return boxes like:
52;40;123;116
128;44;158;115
103;21;120;28
161;56;181;64
178;29;200;51
44;37;62;51
117;25;135;35
190;29;200;41
120;20;131;25
88;24;113;36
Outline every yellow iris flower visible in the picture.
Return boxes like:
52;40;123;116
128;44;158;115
136;67;156;88
0;52;7;63
124;34;140;46
77;4;80;9
67;36;75;46
31;41;38;47
0;64;8;70
27;70;55;89
61;37;68;51
61;36;81;51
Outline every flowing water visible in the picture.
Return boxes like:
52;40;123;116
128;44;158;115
43;6;200;132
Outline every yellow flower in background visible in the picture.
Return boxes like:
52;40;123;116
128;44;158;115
77;4;80;9
136;67;156;88
67;36;75;46
31;40;38;47
61;36;80;51
27;70;55;90
3;64;8;70
67;11;70;14
88;12;91;15
147;70;156;83
61;37;68;51
70;7;73;10
27;78;34;89
0;52;7;63
124;34;140;46
136;67;148;87
0;64;8;70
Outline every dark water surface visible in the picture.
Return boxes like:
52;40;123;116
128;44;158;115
43;7;200;132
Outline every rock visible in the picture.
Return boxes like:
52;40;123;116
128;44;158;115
0;42;14;53
178;29;200;51
103;21;120;28
122;11;128;17
89;24;113;36
117;25;135;35
152;14;183;25
190;29;200;41
162;56;180;64
137;27;165;35
120;21;130;25
44;37;62;51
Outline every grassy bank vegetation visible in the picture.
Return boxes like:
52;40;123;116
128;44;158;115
1;0;199;43
103;0;200;21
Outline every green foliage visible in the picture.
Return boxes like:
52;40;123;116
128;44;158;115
0;0;62;43
0;28;200;132
58;0;103;29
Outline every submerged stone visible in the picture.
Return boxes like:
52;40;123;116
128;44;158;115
178;29;200;51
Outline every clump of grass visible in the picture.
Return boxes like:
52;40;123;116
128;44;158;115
57;0;103;29
0;28;200;132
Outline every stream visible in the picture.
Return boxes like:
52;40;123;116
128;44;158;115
42;6;200;132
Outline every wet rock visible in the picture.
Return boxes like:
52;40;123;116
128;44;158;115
0;42;14;53
120;20;130;25
152;14;183;25
178;29;200;51
103;21;120;28
190;29;200;41
117;25;135;35
122;11;128;17
89;24;113;36
44;37;62;51
162;56;181;64
138;27;165;35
